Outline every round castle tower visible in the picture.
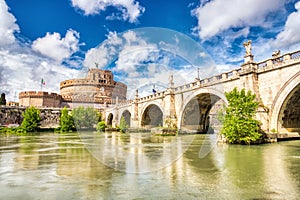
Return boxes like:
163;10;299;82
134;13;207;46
60;68;127;108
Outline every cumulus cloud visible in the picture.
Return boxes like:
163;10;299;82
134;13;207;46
192;0;284;40
32;29;80;63
0;0;19;46
0;0;82;101
84;30;157;71
0;46;81;101
84;29;217;99
272;1;300;49
70;0;145;23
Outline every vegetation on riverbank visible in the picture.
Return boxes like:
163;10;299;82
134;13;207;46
117;116;128;133
220;87;262;144
0;106;108;135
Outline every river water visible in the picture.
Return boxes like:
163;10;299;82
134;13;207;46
0;132;299;200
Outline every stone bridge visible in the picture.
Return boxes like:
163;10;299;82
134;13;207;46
104;48;300;134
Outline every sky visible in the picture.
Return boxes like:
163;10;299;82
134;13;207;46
1;0;300;101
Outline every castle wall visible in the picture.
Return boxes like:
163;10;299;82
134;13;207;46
19;91;62;108
0;106;61;128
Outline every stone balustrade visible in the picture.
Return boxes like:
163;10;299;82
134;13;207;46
134;49;300;103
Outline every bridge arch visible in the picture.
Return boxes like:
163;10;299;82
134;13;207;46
178;88;227;133
140;102;164;128
121;110;131;127
107;113;114;127
270;71;300;133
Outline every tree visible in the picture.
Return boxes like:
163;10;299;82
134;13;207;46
21;106;41;132
221;87;262;144
0;93;6;105
72;106;99;129
118;116;128;133
59;107;74;132
96;121;106;132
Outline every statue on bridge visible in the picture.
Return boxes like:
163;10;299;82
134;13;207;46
243;40;252;56
169;74;174;87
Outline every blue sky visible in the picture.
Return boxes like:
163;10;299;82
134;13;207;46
1;0;300;101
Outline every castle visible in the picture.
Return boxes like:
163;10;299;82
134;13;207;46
18;68;127;109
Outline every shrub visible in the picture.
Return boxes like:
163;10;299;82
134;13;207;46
59;107;74;132
72;106;99;129
21;106;41;132
220;87;262;144
118;116;128;133
96;121;106;132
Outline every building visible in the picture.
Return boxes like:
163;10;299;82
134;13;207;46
18;68;127;108
6;101;19;107
19;91;62;108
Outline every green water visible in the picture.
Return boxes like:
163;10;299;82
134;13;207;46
0;132;299;200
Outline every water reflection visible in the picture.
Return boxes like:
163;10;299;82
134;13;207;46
80;132;195;173
0;133;299;199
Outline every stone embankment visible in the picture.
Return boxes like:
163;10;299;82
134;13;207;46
0;106;61;128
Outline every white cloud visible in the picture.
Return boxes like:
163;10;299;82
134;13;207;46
84;30;157;71
272;1;300;49
0;0;19;46
84;31;122;68
70;0;145;23
192;0;284;40
32;29;80;63
0;0;82;101
0;47;81;101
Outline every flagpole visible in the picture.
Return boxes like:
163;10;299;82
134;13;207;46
41;78;44;91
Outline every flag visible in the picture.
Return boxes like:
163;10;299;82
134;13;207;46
41;78;46;85
152;88;156;93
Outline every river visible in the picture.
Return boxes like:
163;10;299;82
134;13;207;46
0;132;299;200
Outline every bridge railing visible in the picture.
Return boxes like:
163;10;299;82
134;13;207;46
291;50;300;59
138;91;166;102
257;49;300;70
172;68;241;93
132;49;300;103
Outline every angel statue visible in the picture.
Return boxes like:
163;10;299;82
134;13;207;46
243;40;252;56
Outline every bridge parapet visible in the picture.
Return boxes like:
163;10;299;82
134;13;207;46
173;68;241;93
257;49;300;72
116;100;133;108
130;50;300;103
138;91;166;102
135;68;242;103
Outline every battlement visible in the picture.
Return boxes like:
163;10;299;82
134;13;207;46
19;91;61;98
19;91;62;108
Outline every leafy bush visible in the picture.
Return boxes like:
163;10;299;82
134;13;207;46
59;107;74;132
118;116;128;133
21;106;41;132
220;87;262;144
96;121;106;132
72;106;99;129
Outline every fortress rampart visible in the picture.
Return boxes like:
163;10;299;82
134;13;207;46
18;69;127;108
19;91;62;108
0;106;61;128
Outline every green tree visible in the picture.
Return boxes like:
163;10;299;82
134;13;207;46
72;106;99;129
118;116;128;133
0;93;6;105
221;87;262;144
21;106;41;132
59;107;74;132
96;121;106;132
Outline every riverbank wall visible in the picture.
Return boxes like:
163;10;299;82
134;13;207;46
0;106;61;128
